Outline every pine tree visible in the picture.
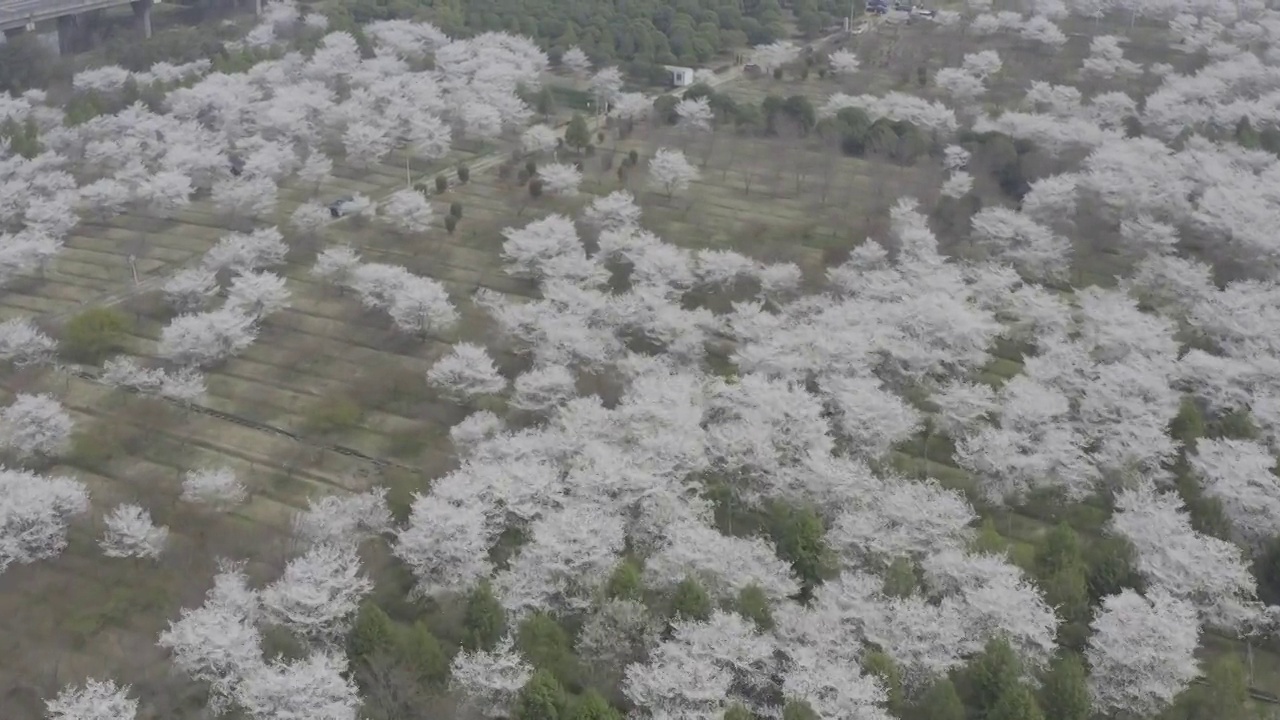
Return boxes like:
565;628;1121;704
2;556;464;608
670;576;712;621
513;669;568;720
565;114;591;152
517;612;580;690
606;557;644;600
462;580;506;651
1038;653;1089;720
769;503;831;597
958;637;1021;718
736;585;774;631
862;650;905;714
911;678;964;720
397;621;450;687
782;700;820;720
988;684;1044;720
567;690;621;720
347;603;395;661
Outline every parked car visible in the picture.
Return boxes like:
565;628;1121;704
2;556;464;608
328;196;359;218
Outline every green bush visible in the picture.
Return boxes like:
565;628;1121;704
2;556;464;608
445;215;459;234
450;201;464;219
529;178;544;198
61;307;131;365
435;174;448;193
302;396;363;435
456;163;471;183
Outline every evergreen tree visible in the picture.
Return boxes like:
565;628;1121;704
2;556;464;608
348;603;395;661
882;557;919;598
911;678;964;720
513;669;568;720
769;503;831;596
1038;653;1089;720
517;612;580;690
462;580;506;651
957;637;1021;718
723;704;753;720
397;621;450;687
670;576;712;621
565;114;591;152
606;557;645;601
862;650;905;715
567;690;621;720
782;700;819;720
736;584;774;631
988;684;1044;720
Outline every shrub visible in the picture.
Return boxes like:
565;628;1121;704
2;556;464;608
772;67;784;80
450;202;463;219
529;178;544;198
434;174;448;193
628;149;639;165
525;159;538;176
445;215;458;234
302;396;363;435
61;307;131;364
456;163;470;183
413;182;431;196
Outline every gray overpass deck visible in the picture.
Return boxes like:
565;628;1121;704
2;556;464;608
0;0;136;32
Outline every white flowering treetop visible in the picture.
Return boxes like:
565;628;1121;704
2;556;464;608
0;318;56;367
99;504;169;560
427;342;509;398
648;148;699;198
45;678;137;720
0;467;89;575
260;542;373;640
292;488;393;547
379;188;435;233
234;651;361;720
450;637;532;718
181;467;248;509
0;393;73;460
521;124;560;154
1087;589;1200;718
537;162;584;196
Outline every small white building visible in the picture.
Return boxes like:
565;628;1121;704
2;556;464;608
665;65;695;87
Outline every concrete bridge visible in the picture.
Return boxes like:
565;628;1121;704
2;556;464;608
1;0;157;52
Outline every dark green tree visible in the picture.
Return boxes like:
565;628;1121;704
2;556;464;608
882;557;919;598
607;558;645;601
782;700;820;720
445;215;459;233
513;669;568;720
988;684;1044;720
1255;534;1280;605
567;690;622;720
670;576;712;621
1038;654;1089;720
769;503;831;597
1084;535;1144;603
435;174;448;193
517;612;580;689
461;581;506;651
565;114;592;152
723;704;753;720
911;678;965;720
348;603;396;661
957;637;1022;718
397;621;450;687
450;201;464;218
862;650;904;714
736;585;774;631
456;163;471;183
1236;116;1261;149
